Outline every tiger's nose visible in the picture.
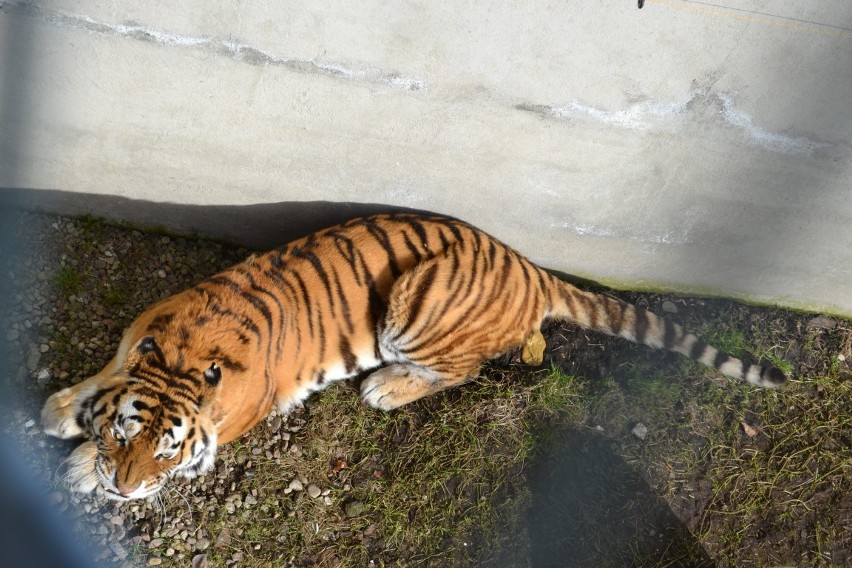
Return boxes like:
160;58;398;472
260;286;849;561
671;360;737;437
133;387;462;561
115;480;141;495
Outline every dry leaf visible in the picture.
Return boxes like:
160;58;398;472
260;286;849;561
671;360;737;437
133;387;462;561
741;420;758;437
331;459;347;475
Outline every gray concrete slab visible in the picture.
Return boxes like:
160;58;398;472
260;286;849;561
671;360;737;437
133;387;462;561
1;1;850;315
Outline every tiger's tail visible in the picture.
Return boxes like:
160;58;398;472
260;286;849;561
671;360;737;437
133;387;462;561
547;278;787;388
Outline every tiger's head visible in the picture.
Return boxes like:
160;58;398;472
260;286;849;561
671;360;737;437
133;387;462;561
55;335;223;500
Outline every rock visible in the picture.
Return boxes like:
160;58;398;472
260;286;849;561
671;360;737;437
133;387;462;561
307;484;321;499
147;558;163;566
156;270;167;279
36;368;51;387
661;300;678;314
631;422;648;440
6;330;19;342
288;479;304;492
807;316;837;330
196;538;211;551
26;345;41;371
344;501;366;518
191;554;208;568
244;494;257;506
215;528;231;548
110;542;128;559
40;343;50;353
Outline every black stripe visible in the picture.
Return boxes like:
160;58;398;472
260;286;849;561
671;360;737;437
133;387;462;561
438;219;464;246
487;241;497;269
208;301;262;341
235;267;287;362
330;232;361;280
402;232;422;262
663;318;677;349
146;313;175;333
270;251;287;268
207;276;275;336
713;351;730;369
317;311;327;361
604;297;626;335
690;339;708;360
358;220;402;278
437;229;451;251
405;263;439;331
286;270;315;338
405;218;429;249
339;333;357;373
290;247;334;307
330;265;354;333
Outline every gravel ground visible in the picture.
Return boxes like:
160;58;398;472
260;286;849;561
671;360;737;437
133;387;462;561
2;211;849;568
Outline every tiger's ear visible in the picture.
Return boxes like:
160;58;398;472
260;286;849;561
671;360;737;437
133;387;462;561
203;363;222;387
199;363;223;410
123;335;164;371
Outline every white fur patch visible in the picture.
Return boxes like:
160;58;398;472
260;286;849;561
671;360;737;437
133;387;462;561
64;441;100;495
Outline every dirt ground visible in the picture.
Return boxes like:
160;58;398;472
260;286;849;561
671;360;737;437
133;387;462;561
1;212;849;567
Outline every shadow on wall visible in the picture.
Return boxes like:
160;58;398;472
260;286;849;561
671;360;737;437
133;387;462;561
1;187;432;250
487;428;713;568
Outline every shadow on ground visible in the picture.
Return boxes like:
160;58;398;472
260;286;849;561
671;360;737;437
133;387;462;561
526;428;710;568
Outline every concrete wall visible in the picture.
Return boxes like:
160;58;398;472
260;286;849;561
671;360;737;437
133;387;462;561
2;1;851;316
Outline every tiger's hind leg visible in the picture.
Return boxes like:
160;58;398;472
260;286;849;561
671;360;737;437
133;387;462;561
362;243;545;411
360;364;470;411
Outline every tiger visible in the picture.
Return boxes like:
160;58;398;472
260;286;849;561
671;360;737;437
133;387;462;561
41;213;786;500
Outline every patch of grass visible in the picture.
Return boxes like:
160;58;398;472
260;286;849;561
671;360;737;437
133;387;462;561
53;266;82;297
103;283;129;307
697;324;748;359
698;375;851;566
78;214;104;238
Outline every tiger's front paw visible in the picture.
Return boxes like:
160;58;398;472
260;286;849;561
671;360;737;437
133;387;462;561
42;387;85;439
64;441;100;495
360;364;440;411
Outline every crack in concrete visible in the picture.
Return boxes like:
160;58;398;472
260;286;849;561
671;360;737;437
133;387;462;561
0;0;428;92
517;89;831;156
